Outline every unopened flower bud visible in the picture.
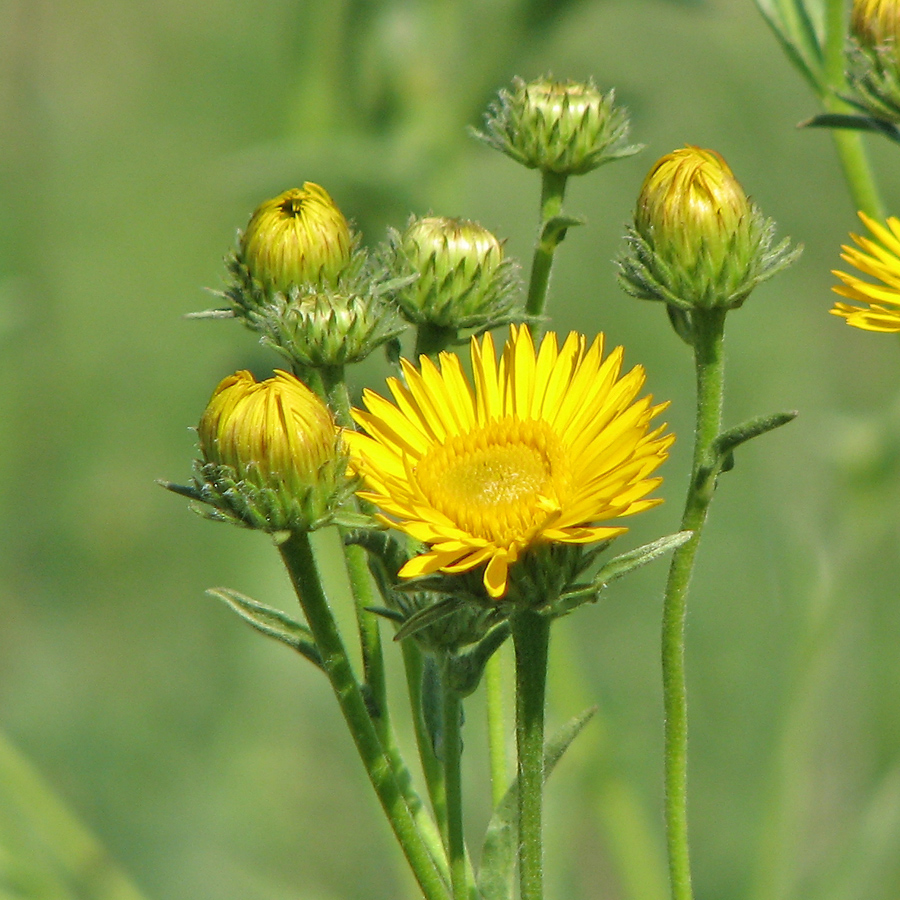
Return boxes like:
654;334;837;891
618;146;799;314
194;370;348;531
235;184;352;300
847;0;900;122
388;216;519;330
475;77;641;176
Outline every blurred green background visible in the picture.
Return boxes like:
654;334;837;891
3;0;900;898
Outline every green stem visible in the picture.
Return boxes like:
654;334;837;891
485;650;509;809
821;0;884;219
525;169;569;335
442;680;467;900
318;365;449;878
511;608;551;900
660;308;727;900
279;531;450;900
826;110;885;220
402;640;449;843
320;365;389;721
415;323;458;358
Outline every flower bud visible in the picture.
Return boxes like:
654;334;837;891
847;0;900;123
618;146;799;314
194;370;348;532
256;286;405;369
387;216;519;330
235;184;352;299
475;77;641;176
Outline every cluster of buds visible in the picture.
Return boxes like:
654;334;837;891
618;146;799;329
173;370;352;533
846;0;900;124
385;215;520;332
474;76;641;176
225;184;403;369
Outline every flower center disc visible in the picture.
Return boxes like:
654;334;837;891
416;418;567;545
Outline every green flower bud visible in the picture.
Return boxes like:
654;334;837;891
191;370;350;532
386;216;520;330
474;76;641;176
253;284;406;369
227;184;353;316
618;146;799;314
847;0;900;123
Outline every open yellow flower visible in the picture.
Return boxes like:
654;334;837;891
832;211;900;332
345;325;673;599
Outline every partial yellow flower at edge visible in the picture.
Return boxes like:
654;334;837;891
831;211;900;332
344;324;674;600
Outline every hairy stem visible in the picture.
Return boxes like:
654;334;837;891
660;308;727;900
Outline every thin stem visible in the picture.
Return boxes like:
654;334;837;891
279;531;450;900
442;681;467;900
485;650;509;809
402;640;450;843
828;124;885;221
318;365;449;878
525;169;569;336
821;0;884;219
660;308;727;900
511;608;551;900
320;365;389;720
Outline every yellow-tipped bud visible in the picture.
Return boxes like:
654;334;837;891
388;216;519;330
637;147;751;280
852;0;900;49
619;146;799;317
239;184;352;295
475;76;641;176
848;0;900;122
195;370;347;531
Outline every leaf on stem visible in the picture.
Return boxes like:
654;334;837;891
799;112;900;145
477;707;597;900
539;214;585;250
697;410;798;495
753;0;825;94
549;531;693;617
206;587;323;669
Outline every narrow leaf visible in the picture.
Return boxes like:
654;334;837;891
753;0;824;93
551;532;693;617
539;214;585;249
206;588;323;669
711;411;797;461
593;531;693;588
477;707;596;900
393;597;464;642
183;308;235;319
800;112;900;145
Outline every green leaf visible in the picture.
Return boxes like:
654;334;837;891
800;112;900;145
446;623;510;697
393;597;465;642
477;707;596;900
753;0;825;94
696;411;797;495
539;214;585;250
206;588;323;669
551;532;693;617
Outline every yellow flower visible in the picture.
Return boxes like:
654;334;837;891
345;325;673;599
831;212;900;332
